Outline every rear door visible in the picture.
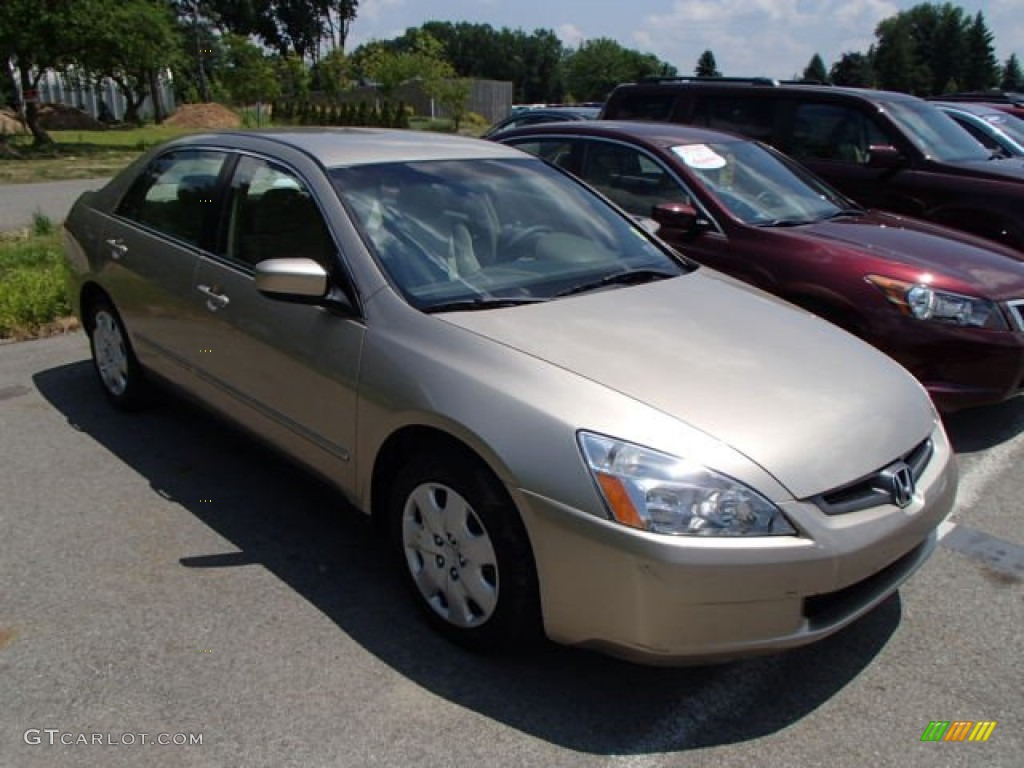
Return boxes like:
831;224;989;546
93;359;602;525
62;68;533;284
102;149;229;382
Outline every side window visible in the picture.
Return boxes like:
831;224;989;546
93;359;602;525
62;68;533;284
609;92;677;121
951;116;1000;152
505;139;577;171
117;150;226;245
693;97;775;142
580;141;691;218
789;103;894;163
224;157;335;268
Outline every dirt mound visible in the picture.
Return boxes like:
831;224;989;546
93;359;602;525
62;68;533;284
37;103;105;130
0;109;27;135
165;103;241;129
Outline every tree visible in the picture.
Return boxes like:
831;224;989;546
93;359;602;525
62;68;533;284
219;34;281;106
802;54;828;83
829;51;875;87
433;78;472;131
564;38;675;102
961;11;1000;91
1002;54;1023;91
0;0;86;144
354;33;454;100
695;50;721;78
873;14;931;94
78;0;183;124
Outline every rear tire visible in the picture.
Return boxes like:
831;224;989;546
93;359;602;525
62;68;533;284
86;297;149;410
387;450;541;652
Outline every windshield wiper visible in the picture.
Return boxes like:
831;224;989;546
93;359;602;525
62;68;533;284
821;208;867;220
425;297;548;313
554;268;678;298
756;218;815;228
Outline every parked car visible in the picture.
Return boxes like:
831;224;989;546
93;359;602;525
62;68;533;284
930;101;1024;157
600;78;1024;253
481;105;600;139
495;120;1024;411
934;90;1024;120
64;128;956;664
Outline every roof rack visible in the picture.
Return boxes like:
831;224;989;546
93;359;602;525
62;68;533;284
635;76;832;88
637;76;781;86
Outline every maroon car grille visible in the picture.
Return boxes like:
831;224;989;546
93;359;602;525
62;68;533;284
811;438;933;516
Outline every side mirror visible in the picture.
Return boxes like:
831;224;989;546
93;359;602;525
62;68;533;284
651;202;703;235
255;258;329;302
866;145;904;170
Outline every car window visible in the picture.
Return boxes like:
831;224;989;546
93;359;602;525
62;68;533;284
950;115;1001;152
692;96;775;142
579;141;691;218
329;158;689;309
506;139;576;170
223;156;335;268
609;92;676;121
117;150;227;245
788;103;893;164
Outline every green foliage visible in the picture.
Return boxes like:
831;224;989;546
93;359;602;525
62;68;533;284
695;50;721;78
433;78;472;131
219;34;281;105
354;32;455;99
871;3;1000;95
31;212;54;237
802;54;829;83
564;38;677;102
1003;54;1024;91
829;52;876;87
0;233;69;337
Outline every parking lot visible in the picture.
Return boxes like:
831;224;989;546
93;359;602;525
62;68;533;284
2;332;1022;768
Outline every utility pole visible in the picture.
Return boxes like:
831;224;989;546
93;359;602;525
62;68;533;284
193;0;211;102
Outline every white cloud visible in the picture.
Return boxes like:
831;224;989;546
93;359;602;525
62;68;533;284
558;23;587;47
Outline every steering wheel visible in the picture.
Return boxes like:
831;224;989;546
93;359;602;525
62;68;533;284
500;225;553;259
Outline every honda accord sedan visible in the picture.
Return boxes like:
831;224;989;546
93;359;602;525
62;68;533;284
495;120;1024;411
63;129;957;664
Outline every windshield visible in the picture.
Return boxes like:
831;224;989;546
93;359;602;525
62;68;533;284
330;158;689;310
673;140;852;225
883;100;992;162
985;112;1024;145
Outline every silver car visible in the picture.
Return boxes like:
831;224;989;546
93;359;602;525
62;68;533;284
63;129;958;664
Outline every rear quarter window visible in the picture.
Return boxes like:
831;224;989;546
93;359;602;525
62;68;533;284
606;91;677;121
691;96;776;142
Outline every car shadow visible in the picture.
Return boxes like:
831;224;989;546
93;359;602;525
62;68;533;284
943;396;1024;454
34;360;901;755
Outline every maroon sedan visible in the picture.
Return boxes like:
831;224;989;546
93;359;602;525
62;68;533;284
495;120;1024;411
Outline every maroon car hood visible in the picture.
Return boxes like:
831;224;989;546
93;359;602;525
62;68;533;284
784;211;1024;298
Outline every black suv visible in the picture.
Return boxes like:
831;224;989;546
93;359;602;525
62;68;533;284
601;78;1024;253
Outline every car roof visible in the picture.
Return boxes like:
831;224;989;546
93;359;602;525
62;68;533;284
611;79;925;104
161;128;526;168
494;119;750;149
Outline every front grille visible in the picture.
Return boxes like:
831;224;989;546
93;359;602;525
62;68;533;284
1007;300;1024;332
811;438;933;516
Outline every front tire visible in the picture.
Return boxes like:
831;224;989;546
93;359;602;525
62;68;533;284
387;451;540;652
86;297;149;410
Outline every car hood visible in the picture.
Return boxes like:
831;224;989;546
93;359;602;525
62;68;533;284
439;270;935;500
784;211;1024;297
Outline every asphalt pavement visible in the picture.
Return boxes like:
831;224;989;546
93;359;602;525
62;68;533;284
0;178;109;232
1;333;1022;768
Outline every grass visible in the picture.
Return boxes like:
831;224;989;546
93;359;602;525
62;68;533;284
0;125;195;184
0;217;75;340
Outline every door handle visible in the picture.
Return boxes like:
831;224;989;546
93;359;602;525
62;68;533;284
197;283;230;311
105;238;127;259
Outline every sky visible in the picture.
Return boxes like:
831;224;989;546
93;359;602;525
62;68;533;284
348;0;1024;81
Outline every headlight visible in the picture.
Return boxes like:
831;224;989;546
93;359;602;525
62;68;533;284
578;432;796;537
865;275;1007;329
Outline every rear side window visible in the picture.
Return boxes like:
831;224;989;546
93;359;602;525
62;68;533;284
692;96;776;142
607;91;677;121
117;150;226;246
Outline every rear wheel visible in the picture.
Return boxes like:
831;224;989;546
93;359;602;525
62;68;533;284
387;451;540;652
86;297;149;410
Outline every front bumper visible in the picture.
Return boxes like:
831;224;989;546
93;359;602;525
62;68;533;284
517;424;957;664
